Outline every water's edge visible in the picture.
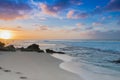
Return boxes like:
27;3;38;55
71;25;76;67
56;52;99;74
52;53;120;80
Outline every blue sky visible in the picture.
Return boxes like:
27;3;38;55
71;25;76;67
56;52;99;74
0;0;120;39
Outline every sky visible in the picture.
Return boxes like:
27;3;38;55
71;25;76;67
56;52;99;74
0;0;120;39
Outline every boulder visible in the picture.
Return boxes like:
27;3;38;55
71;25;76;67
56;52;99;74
20;44;44;53
112;59;120;64
46;49;65;54
5;45;16;51
26;44;40;51
46;49;56;53
0;42;5;48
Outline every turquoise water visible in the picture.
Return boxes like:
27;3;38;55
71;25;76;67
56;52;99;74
48;40;120;52
40;40;120;72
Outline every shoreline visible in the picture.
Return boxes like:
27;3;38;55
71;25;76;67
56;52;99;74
52;54;120;80
0;51;83;80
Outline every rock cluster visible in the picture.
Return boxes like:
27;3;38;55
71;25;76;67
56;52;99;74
0;42;15;51
20;44;44;53
0;42;65;54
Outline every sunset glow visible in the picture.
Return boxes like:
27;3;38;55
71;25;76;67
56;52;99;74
0;30;12;39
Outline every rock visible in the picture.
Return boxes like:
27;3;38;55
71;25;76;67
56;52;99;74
16;72;22;74
38;50;44;53
56;51;65;54
46;49;56;53
20;76;28;79
0;66;3;69
46;49;65;54
18;47;25;51
0;42;5;48
112;59;120;64
3;70;11;72
26;44;40;51
5;45;16;51
20;44;44;53
0;44;16;51
0;42;5;51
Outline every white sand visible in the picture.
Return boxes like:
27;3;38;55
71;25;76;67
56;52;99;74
0;51;83;80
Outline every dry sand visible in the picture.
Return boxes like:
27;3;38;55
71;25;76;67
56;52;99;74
0;51;83;80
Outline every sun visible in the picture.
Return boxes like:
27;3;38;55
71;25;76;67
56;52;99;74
0;30;12;39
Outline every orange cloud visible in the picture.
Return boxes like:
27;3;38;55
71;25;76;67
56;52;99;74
0;26;23;32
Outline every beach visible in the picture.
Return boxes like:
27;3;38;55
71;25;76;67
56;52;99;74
0;40;120;80
0;51;82;80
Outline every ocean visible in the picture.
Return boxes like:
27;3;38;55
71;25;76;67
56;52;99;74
2;39;120;80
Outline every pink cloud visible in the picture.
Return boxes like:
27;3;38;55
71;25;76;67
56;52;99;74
40;3;57;16
0;10;29;20
67;10;74;19
67;10;89;19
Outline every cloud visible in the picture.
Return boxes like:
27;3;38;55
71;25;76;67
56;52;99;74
117;20;120;25
74;13;88;19
68;0;120;19
0;0;33;20
90;0;120;16
89;30;120;39
39;3;57;16
58;27;120;39
39;0;71;16
76;23;84;27
67;10;89;19
105;0;120;11
39;0;83;16
0;26;23;31
35;25;50;31
66;23;85;32
70;0;83;5
92;22;103;26
67;10;74;19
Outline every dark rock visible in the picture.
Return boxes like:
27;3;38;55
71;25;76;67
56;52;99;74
46;49;56;53
38;50;44;53
17;47;25;51
46;49;65;54
20;44;44;53
0;66;3;69
26;44;40;51
0;42;5;48
0;42;5;51
0;44;16;51
56;51;65;54
16;72;22;74
20;76;28;79
112;59;120;64
3;70;11;72
5;45;16;51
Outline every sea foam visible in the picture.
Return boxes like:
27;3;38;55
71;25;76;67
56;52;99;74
52;54;120;80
